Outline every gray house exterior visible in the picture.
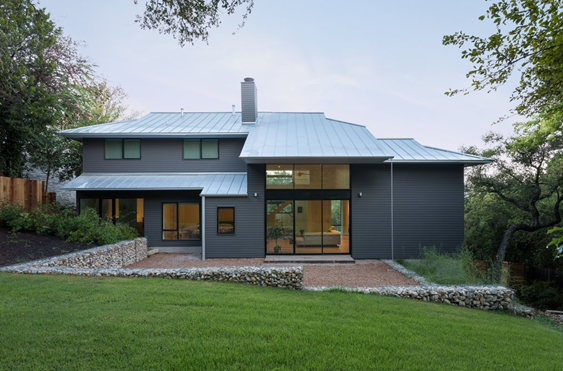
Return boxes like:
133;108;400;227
61;78;489;259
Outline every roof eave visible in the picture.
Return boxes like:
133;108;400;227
240;156;393;164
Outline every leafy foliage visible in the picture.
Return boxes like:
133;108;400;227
519;280;563;310
443;0;563;118
134;0;254;46
0;201;137;246
464;117;563;273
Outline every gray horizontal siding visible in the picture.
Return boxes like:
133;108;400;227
351;163;464;259
351;164;391;259
393;164;464;258
205;164;265;258
83;138;246;173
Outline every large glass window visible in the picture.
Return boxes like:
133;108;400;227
266;165;293;189
79;198;144;236
217;207;235;234
183;139;219;159
105;139;141;159
266;165;350;189
266;200;294;254
162;202;200;240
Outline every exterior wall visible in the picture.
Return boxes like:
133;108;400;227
77;190;202;248
83;138;247;173
351;163;464;259
204;164;265;258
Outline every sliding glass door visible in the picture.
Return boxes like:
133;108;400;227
266;199;350;255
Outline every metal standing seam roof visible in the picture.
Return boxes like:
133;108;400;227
58;111;491;164
61;173;248;196
377;139;491;164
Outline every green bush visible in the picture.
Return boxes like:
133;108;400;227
399;246;486;285
519;280;563;310
0;201;138;246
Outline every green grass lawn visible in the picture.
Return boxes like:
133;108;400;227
1;274;562;370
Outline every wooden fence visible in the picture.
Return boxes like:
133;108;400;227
0;176;56;212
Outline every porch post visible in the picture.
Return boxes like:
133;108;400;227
202;196;206;261
390;160;394;260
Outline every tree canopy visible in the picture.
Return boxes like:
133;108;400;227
134;0;254;46
464;116;563;274
443;0;563;119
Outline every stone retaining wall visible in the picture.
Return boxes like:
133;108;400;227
1;264;303;290
0;239;303;290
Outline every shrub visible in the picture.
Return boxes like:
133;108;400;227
519;280;563;310
0;201;138;246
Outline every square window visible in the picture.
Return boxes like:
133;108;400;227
105;139;122;159
124;139;141;159
217;207;235;234
202;139;219;159
183;139;200;159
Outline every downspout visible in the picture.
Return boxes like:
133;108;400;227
390;160;394;261
201;196;206;261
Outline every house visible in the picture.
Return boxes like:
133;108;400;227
60;78;490;259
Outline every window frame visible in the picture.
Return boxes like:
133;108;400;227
183;138;219;160
217;207;235;234
104;139;141;160
161;202;201;240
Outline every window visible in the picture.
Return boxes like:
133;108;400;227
266;165;350;190
105;139;141;159
162;202;200;240
217;207;235;234
79;198;145;236
183;139;219;159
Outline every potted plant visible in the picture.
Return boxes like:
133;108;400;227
268;225;286;254
299;229;305;237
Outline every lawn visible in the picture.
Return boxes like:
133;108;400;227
0;274;562;370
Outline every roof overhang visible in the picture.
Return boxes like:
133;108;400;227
240;156;393;164
59;132;249;141
62;172;248;197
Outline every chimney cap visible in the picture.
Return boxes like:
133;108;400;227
243;77;254;82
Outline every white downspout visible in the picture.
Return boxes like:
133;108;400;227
201;196;206;261
390;160;394;261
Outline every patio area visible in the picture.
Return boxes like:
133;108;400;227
126;253;419;287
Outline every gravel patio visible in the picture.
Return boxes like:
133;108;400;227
126;253;419;287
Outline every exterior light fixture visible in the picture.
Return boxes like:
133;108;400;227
358;192;363;197
254;192;258;197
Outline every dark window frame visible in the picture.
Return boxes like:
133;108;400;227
183;138;219;160
217;207;235;234
104;139;141;160
161;202;201;241
265;164;350;190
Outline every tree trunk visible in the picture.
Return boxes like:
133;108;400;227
494;224;521;281
44;166;51;195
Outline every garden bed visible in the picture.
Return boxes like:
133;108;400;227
0;227;96;267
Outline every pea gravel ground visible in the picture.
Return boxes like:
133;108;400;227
126;253;419;287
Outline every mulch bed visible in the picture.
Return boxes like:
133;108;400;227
0;227;97;267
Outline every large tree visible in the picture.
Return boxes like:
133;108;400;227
443;0;563;119
134;0;254;46
465;117;563;275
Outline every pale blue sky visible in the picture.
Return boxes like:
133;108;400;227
39;0;518;151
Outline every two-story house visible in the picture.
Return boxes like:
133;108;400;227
60;78;490;259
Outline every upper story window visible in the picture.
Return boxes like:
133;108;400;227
105;139;141;159
183;139;219;159
266;164;350;190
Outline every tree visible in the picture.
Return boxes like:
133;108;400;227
0;0;62;177
443;0;563;119
465;117;563;276
133;0;254;46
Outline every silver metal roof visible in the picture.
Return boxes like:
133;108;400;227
61;173;247;196
378;139;491;164
239;115;391;164
59;112;490;164
59;112;250;140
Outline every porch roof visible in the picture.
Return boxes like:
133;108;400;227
61;172;247;197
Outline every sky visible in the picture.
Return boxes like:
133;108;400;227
38;0;520;152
